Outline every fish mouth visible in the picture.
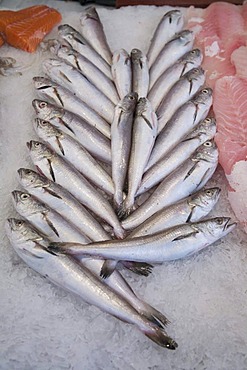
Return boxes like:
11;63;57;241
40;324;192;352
26;141;31;150
224;218;237;232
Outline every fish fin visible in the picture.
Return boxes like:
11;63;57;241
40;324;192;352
57;117;75;134
22;247;44;259
144;327;178;350
139;59;143;69
142;114;153;129
37;85;52;90
48;242;83;255
196;168;210;189
42;213;59;237
189;79;193;95
56;136;65;156
139;302;171;328
47;159;56;182
73;36;86;45
44;187;63;199
122;261;153;277
185;205;195;223
117;109;123;126
34;243;58;256
74;55;82;71
100;259;118;279
124;56;130;65
54;88;64;107
172;231;198;241
59;70;72;83
184;162;197;181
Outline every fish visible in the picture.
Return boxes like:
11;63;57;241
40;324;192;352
111;93;138;209
11;191;90;244
33;77;111;139
58;24;112;80
112;49;132;99
42;58;115;124
5;6;61;53
128;188;221;238
6;218;177;349
27;140;125;239
146;88;213;171
148;49;203;111
147;10;184;67
156;67;205;134
56;46;119;104
137;118;216;195
121;98;158;217
34;119;114;196
131;48;149;97
122;140;218;230
79;6;112;65
17;168;111;242
149;30;194;89
32;99;112;164
48;217;236;263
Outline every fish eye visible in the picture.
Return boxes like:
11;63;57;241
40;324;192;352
205;190;213;196
191;50;196;54
166;343;170;348
40;120;48;126
21;193;30;200
16;220;23;227
216;218;224;225
39;102;47;108
202;89;209;94
204;141;212;147
34;142;41;148
205;118;211;123
128;96;135;100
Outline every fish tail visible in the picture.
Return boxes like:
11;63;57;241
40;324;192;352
122;261;153;277
113;224;126;239
143;326;178;350
138;302;171;328
100;259;118;279
117;199;134;220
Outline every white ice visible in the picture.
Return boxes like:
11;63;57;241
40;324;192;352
0;1;247;369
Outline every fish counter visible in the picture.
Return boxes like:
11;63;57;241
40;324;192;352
0;1;247;369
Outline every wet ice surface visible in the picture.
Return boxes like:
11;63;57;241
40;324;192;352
1;1;247;369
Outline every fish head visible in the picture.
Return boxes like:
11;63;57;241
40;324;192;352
185;66;205;82
17;168;48;189
11;191;46;216
182;49;203;66
33;76;54;90
164;9;183;28
194;140;219;163
195;217;237;241
174;30;194;47
34;118;62;140
186;118;216;142
131;48;143;63
57;45;74;58
32;100;63;121
136;97;148;115
42;58;64;75
58;24;87;46
120;92;138;113
27;141;54;161
189;187;221;218
112;49;130;65
80;6;98;22
193;87;213;106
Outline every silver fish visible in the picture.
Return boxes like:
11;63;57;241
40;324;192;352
58;24;112;80
6;218;177;349
79;7;112;65
27;141;125;239
137;118;217;195
56;46;119;104
49;217;236;263
34;119;115;196
111;93;138;209
149;30;194;89
147;10;184;67
131;49;149;97
33;77;111;139
129;188;221;238
121;98;158;216
11;191;90;244
156;67;205;134
42;59;114;124
122;140;218;230
148;49;203;111
17;168;111;242
146;88;213;171
111;49;132;99
32;100;111;164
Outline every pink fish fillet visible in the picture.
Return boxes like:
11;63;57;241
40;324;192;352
213;76;247;233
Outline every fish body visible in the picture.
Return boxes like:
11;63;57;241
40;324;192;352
148;49;203;111
27;141;125;238
42;59;114;124
149;30;194;89
131;48;149;97
33;77;111;139
122;140;218;230
79;7;112;65
112;49;132;100
34;119;114;196
147;10;184;67
146;88;213;171
32;100;111;164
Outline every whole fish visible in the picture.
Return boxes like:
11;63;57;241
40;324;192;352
137;118;216;195
112;49;132;99
79;7;112;65
146;88;213;171
156;67;205;134
148;49;203;111
6;218;177;349
122;140;218;230
48;217;236;263
58;24;112;80
128;188;221;238
42;59;114;124
27;141;125;239
121;98;158;217
34;119;115;196
11;191;90;244
149;30;194;89
131;49;149;97
147;10;184;67
32;100;111;164
33;77;111;139
111;93;138;209
56;46;119;104
17;168;111;242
